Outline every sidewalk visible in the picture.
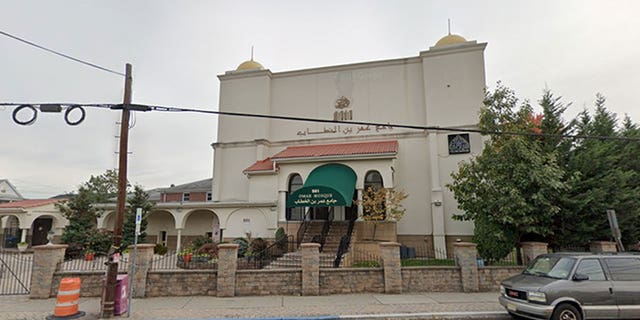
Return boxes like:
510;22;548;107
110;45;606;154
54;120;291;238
0;292;509;320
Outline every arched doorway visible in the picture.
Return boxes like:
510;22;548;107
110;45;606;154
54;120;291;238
31;216;54;246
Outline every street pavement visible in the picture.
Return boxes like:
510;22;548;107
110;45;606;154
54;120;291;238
0;292;510;320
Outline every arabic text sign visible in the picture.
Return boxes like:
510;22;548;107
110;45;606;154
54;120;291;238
291;186;344;207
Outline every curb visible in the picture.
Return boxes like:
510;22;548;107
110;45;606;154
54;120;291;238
170;311;510;320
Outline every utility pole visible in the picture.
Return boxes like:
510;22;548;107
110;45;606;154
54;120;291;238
101;63;132;318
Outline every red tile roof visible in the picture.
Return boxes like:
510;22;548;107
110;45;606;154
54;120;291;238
244;140;398;173
272;140;398;159
243;158;276;173
0;199;60;209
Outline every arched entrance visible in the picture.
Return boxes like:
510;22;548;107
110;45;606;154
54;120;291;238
2;216;20;248
287;163;358;222
31;216;54;246
183;210;220;243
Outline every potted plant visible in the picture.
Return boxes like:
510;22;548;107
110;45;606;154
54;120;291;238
17;242;28;252
84;249;95;261
179;248;193;263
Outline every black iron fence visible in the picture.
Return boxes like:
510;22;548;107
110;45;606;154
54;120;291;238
0;251;32;295
60;253;130;272
238;236;297;270
478;249;523;267
399;244;455;266
343;248;383;268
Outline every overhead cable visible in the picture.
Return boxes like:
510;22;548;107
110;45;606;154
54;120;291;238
2;102;640;142
0;30;125;76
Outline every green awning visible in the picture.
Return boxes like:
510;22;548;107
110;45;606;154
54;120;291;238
287;163;357;208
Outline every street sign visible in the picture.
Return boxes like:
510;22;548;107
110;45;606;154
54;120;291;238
135;208;142;235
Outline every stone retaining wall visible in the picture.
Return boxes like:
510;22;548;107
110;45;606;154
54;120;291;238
146;270;217;296
401;267;462;292
51;271;107;297
478;266;524;291
320;268;384;294
236;269;301;296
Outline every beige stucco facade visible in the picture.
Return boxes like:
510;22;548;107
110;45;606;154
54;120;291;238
211;37;487;254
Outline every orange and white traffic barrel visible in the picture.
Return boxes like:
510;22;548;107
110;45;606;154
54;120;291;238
46;277;85;320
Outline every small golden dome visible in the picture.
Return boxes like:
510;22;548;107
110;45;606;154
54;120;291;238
236;59;264;71
435;34;467;47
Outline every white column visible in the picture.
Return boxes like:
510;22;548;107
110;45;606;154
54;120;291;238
20;228;28;243
357;188;363;220
385;189;391;217
278;191;287;223
429;132;447;257
176;228;183;253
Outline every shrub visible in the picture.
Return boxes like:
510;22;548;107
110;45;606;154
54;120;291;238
473;217;517;263
196;243;219;259
275;227;287;251
249;238;268;255
352;261;381;268
154;244;168;255
190;235;213;251
233;238;249;257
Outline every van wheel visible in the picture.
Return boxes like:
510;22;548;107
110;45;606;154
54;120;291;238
552;303;582;320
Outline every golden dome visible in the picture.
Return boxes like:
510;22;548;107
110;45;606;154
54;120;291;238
435;34;467;47
236;59;264;71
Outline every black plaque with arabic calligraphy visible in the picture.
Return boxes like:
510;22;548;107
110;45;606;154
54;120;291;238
448;134;471;154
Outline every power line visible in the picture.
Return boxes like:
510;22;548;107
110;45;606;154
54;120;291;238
0;29;125;77
3;102;640;142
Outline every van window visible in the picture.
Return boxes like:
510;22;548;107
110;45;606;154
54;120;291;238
604;258;640;281
575;259;606;280
524;256;576;279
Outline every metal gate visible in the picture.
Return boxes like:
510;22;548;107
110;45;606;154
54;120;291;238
0;251;32;295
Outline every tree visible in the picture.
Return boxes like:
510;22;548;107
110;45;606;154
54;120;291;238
82;169;126;204
57;186;99;258
559;95;640;247
122;185;153;249
359;187;408;240
449;84;568;249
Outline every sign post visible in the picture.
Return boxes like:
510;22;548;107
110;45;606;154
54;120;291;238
127;208;142;318
607;210;625;252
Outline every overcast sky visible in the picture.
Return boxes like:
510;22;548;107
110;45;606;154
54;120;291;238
1;1;639;198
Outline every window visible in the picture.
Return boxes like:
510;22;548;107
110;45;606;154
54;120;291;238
286;174;304;221
576;259;606;281
158;231;167;246
182;192;190;201
363;171;385;218
206;192;212;201
605;258;640;281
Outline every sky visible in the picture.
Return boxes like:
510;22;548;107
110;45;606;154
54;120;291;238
1;1;639;198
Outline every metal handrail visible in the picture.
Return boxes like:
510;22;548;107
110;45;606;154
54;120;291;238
334;218;355;267
319;207;335;252
296;208;312;247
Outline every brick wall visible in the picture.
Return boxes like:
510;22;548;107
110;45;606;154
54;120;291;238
162;192;207;203
401;267;462;292
478;267;524;291
236;269;301;296
320;268;385;294
146;270;217;296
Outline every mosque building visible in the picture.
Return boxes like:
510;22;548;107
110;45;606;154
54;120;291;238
210;32;487;255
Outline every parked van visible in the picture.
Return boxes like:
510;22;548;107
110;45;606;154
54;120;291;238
499;252;640;319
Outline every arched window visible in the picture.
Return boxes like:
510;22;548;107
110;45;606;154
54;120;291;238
286;174;304;221
363;170;385;219
364;170;383;191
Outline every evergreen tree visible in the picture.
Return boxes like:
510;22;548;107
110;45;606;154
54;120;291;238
122;185;152;249
57;186;98;258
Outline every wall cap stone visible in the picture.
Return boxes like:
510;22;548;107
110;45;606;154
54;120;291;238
128;244;156;250
590;241;616;245
379;242;401;247
218;243;240;249
453;242;477;248
32;244;68;250
520;241;548;246
301;243;321;248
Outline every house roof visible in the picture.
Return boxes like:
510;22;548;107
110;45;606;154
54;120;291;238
161;178;213;193
244;140;398;173
0;179;25;201
243;158;276;173
272;140;398;159
0;199;59;209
